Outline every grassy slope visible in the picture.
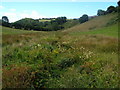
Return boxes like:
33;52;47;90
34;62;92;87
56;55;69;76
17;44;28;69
63;13;117;33
1;26;40;35
70;24;118;38
2;13;119;88
62;19;79;29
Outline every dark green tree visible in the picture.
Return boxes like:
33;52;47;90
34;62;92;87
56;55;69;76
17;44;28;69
97;9;106;16
2;16;9;23
79;14;88;23
2;16;10;27
118;0;120;6
55;17;67;24
0;19;2;25
13;18;43;30
107;6;116;13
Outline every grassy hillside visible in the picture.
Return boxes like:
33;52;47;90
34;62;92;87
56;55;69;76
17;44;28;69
62;19;79;29
2;13;119;88
63;13;117;33
70;24;118;38
1;26;40;35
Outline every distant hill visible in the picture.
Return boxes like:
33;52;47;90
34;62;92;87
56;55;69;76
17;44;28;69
63;13;118;33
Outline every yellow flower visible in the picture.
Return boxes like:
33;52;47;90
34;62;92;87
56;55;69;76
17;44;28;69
53;50;59;54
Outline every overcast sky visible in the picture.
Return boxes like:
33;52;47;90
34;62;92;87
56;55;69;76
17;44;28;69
0;2;117;22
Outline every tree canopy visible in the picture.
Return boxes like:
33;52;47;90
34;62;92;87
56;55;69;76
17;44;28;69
79;14;88;23
2;16;9;23
2;16;10;27
11;17;67;31
118;0;120;6
106;6;116;13
97;9;106;16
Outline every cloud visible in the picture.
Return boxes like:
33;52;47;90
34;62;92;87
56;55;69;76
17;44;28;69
1;0;118;2
0;6;4;9
3;12;18;22
85;5;89;8
2;10;47;22
20;10;47;19
31;10;46;19
9;9;16;11
71;0;76;2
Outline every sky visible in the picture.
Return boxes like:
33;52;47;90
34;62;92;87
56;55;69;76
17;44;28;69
0;2;118;22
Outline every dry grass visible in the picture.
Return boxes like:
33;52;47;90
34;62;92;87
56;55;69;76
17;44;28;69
63;13;117;33
2;13;119;88
2;65;32;88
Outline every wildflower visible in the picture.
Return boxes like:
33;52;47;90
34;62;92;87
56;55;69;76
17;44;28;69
37;44;41;47
53;50;59;54
79;56;82;58
35;46;37;48
86;54;89;59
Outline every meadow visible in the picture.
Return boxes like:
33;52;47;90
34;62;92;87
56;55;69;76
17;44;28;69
2;13;119;88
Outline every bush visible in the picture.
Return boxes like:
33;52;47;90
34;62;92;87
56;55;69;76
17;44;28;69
97;9;106;16
2;65;32;88
79;14;89;23
106;6;116;13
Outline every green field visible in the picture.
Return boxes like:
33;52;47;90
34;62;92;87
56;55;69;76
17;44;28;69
70;24;118;38
39;19;52;22
1;26;40;35
2;13;119;88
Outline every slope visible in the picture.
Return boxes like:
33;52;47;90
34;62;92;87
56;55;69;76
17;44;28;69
62;13;118;33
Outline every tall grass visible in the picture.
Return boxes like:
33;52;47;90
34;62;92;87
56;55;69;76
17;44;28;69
2;13;119;88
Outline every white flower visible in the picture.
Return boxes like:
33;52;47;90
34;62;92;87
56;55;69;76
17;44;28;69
37;44;41;47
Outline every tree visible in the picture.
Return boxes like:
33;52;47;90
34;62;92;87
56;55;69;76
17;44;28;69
79;14;88;23
2;16;9;23
2;16;10;27
118;0;120;7
55;17;67;24
107;6;116;13
117;1;120;13
97;9;106;16
12;18;43;30
0;19;2;25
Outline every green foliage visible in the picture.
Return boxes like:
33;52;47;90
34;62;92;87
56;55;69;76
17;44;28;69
45;22;63;31
12;18;43;30
79;14;89;23
97;9;106;16
2;16;10;27
11;17;67;31
0;19;2;25
55;17;67;25
107;6;117;13
2;16;9;23
2;7;119;89
2;34;118;88
62;19;79;29
118;1;120;6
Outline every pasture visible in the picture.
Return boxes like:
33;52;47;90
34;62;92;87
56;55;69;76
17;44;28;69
2;13;119;88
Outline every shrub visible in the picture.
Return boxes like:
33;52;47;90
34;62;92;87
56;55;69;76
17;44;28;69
79;14;89;23
2;65;32;88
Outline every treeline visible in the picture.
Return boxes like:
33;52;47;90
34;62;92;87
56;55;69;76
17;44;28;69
0;1;120;31
97;5;119;16
11;17;66;31
0;16;67;31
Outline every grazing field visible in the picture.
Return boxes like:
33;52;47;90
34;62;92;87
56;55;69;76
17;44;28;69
70;24;118;38
63;13;117;33
1;26;39;35
2;13;119;88
39;19;52;22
